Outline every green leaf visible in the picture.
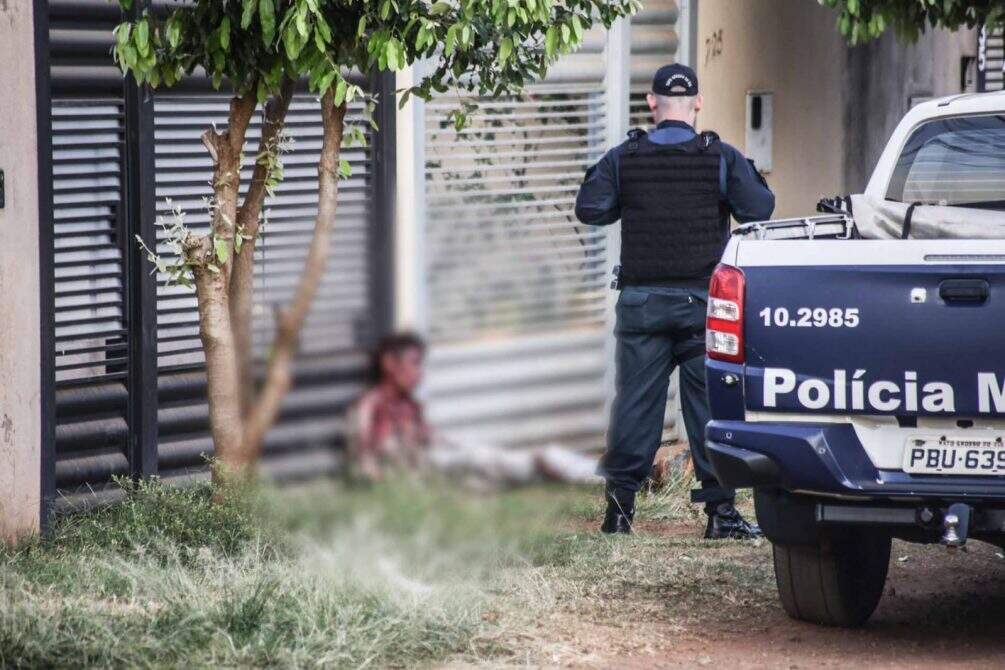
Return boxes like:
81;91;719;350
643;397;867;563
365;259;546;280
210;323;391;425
497;37;513;65
220;16;231;51
259;0;276;45
445;25;457;53
166;17;181;49
430;2;451;15
317;70;337;95
283;25;305;60
333;77;348;105
398;88;412;109
235;232;244;255
385;38;401;70
338;158;352;178
357;16;367;37
213;237;229;265
135;20;150;57
241;0;257;29
122;43;138;68
545;26;558;57
316;15;332;43
115;23;131;48
571;14;583;41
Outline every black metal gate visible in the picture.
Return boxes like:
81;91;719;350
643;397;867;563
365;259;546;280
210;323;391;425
40;0;395;513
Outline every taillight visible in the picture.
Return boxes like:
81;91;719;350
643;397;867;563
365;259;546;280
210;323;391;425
707;263;745;363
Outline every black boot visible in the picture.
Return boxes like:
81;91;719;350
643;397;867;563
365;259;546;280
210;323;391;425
601;488;635;534
704;502;762;540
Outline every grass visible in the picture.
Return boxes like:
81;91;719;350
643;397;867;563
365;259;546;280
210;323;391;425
0;474;774;669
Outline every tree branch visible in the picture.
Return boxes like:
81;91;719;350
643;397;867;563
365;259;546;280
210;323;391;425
237;77;296;237
201;90;258;288
241;90;348;461
230;77;297;417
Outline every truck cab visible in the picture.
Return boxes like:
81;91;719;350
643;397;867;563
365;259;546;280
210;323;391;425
704;92;1005;627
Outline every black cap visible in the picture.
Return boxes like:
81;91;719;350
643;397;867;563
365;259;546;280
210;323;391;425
651;63;698;97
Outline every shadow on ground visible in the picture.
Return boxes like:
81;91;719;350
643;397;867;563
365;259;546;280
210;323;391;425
548;507;1005;670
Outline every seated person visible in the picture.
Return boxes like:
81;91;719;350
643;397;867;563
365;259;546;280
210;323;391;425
348;333;601;488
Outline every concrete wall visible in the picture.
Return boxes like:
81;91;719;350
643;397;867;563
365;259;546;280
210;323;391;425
0;1;43;540
696;0;846;217
694;0;977;208
843;28;977;191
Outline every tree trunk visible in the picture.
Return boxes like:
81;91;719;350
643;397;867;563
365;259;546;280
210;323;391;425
193;93;256;479
241;91;348;461
190;240;245;478
231;79;296;417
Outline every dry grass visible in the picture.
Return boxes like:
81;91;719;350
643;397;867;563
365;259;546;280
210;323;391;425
0;474;775;668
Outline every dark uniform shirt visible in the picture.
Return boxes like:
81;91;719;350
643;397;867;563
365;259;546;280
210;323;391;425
574;120;776;226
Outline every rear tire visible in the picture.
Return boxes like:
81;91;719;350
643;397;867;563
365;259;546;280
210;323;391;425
772;528;891;627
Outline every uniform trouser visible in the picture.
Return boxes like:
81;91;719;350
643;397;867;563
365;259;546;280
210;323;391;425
599;285;735;511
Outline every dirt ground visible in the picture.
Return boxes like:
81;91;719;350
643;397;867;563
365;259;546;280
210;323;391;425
529;519;1005;669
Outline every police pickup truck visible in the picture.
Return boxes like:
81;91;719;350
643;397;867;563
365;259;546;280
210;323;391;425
704;92;1005;627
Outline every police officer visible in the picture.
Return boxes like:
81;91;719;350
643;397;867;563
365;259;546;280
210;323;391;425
575;64;774;538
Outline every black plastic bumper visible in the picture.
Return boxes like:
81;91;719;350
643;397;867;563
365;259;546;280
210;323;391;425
705;440;782;489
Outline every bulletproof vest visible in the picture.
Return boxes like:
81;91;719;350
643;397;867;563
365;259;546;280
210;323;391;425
617;130;728;284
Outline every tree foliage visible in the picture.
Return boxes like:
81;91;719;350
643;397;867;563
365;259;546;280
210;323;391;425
116;0;638;127
819;0;1005;44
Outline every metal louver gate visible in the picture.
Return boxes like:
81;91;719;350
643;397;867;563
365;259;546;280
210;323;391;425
47;0;140;502
42;0;395;509
979;26;1004;92
51;100;131;491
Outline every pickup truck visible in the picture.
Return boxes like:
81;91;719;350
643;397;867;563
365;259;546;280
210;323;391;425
704;91;1005;627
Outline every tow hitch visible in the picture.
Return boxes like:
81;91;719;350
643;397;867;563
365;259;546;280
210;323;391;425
815;501;999;549
941;503;971;549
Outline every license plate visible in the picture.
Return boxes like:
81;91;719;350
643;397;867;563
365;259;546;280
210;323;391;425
903;435;1005;475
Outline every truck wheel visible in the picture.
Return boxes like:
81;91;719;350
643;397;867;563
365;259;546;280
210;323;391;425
772;528;891;627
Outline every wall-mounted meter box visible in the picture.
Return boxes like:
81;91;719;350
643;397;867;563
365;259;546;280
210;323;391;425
745;91;773;173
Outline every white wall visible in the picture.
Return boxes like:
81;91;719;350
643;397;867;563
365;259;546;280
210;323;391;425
0;1;43;539
697;0;846;218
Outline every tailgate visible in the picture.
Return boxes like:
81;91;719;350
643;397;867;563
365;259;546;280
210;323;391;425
737;240;1005;418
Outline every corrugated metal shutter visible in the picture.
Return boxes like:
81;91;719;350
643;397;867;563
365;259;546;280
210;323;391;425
422;8;682;450
979;26;1004;92
152;95;375;483
48;1;132;495
422;64;607;449
51;100;132;491
630;0;681;129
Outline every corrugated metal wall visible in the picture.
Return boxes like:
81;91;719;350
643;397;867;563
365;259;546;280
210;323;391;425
630;0;682;129
422;4;684;450
44;0;387;505
979;26;1004;92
